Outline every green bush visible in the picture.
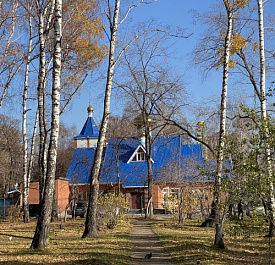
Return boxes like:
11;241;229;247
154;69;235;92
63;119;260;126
225;215;267;239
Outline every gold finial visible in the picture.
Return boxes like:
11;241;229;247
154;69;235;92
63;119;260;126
133;114;154;126
87;103;94;113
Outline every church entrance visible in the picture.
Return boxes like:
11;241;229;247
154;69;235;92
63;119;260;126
131;192;143;209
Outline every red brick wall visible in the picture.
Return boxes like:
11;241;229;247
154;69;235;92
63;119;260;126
55;178;70;212
29;182;40;205
29;179;70;213
152;185;163;209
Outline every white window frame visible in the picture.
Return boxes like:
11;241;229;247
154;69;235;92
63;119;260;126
170;188;179;199
163;188;169;199
127;145;154;163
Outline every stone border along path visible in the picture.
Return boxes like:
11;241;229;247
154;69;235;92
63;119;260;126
131;218;176;265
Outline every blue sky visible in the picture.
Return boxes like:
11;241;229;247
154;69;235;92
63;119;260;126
60;0;225;133
58;0;274;135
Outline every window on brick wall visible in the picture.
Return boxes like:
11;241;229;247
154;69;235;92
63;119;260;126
170;188;179;199
163;188;169;199
78;191;89;201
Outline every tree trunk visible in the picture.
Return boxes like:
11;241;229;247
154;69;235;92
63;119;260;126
37;4;48;203
31;0;62;249
257;0;275;237
146;157;154;218
144;110;154;219
213;1;233;248
215;224;225;249
23;14;33;224
51;190;58;222
82;0;121;238
179;188;184;223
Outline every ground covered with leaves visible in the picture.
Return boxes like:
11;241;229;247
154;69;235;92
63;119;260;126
153;218;274;265
0;216;274;264
0;218;131;265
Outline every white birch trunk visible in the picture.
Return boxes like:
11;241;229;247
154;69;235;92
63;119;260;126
22;15;33;223
37;5;48;201
31;0;62;249
83;0;121;238
257;0;275;237
214;1;233;248
28;109;39;185
0;1;20;109
36;0;56;202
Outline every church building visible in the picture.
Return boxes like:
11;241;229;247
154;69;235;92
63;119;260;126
66;105;213;213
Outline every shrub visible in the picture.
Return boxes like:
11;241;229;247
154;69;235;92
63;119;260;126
225;215;267;239
8;205;23;223
97;193;128;229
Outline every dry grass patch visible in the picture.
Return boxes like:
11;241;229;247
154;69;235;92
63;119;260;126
153;219;274;265
0;218;131;264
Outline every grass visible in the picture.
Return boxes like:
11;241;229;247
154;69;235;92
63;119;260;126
0;218;131;265
152;217;274;265
1;216;274;264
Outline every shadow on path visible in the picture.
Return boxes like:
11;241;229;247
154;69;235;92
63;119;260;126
131;218;175;265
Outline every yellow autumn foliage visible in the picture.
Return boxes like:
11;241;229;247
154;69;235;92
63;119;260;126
215;32;248;69
63;0;107;71
253;42;259;52
230;33;247;55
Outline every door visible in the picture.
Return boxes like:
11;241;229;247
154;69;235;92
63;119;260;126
131;193;142;209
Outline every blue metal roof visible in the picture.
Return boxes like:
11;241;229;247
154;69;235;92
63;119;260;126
66;135;227;187
66;148;96;183
74;116;99;139
100;135;204;187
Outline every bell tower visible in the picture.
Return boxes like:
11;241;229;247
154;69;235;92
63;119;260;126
74;104;99;148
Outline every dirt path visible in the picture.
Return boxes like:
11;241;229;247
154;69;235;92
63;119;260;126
131;218;176;265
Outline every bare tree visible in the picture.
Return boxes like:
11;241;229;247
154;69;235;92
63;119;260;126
0;115;23;196
114;26;186;218
0;0;24;109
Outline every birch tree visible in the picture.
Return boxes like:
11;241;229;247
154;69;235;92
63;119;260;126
22;9;33;223
212;0;234;248
82;0;158;238
31;0;62;249
35;0;55;203
0;0;23;109
192;0;249;248
82;0;121;239
257;0;275;237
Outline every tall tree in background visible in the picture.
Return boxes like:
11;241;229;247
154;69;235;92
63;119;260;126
214;0;249;248
192;0;249;248
115;26;185;218
36;0;55;204
0;115;23;196
22;4;33;223
17;0;106;223
213;0;234;249
257;0;275;237
31;0;62;249
82;0;159;238
82;0;121;239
